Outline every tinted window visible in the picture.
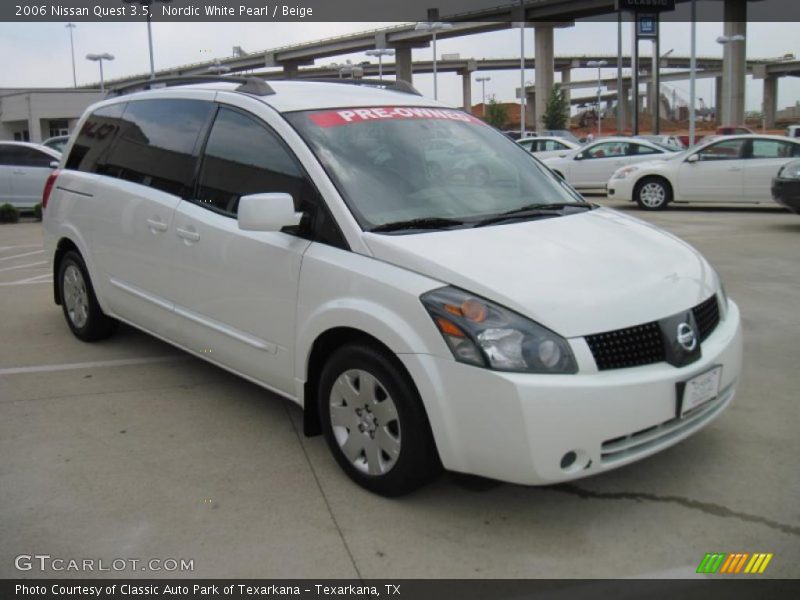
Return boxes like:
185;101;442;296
633;144;660;155
750;139;800;159
583;142;629;159
196;107;346;248
0;146;53;167
103;99;214;197
66;103;126;172
697;139;745;161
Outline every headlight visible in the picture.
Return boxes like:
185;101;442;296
778;160;800;180
612;166;639;180
420;287;578;374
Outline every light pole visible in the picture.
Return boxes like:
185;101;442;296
123;0;172;80
587;60;607;137
476;76;490;116
690;0;697;145
519;0;526;137
716;34;746;126
414;21;453;100
365;48;395;81
86;53;114;93
66;23;77;88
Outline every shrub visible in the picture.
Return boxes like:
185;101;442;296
33;203;42;221
0;203;20;224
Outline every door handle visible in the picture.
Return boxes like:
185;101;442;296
12;169;25;175
146;218;168;232
176;227;200;242
727;167;742;172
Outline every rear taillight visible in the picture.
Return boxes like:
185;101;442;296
42;170;60;210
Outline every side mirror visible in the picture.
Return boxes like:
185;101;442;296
49;161;59;169
237;193;303;232
574;153;584;161
686;154;700;164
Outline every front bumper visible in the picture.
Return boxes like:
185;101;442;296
606;177;636;201
772;178;800;214
401;300;742;485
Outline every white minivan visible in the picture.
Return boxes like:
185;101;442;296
42;78;742;496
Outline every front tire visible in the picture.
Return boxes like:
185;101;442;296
318;343;441;496
635;177;672;210
58;251;118;342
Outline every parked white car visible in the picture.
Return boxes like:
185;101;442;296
608;134;800;210
543;137;679;192
517;136;581;160
0;141;61;209
42;78;742;496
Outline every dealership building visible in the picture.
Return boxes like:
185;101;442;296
0;88;104;143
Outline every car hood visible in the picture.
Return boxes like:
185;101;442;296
363;207;718;338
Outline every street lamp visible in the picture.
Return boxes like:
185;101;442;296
86;53;114;93
716;34;746;126
66;23;77;88
365;48;394;81
476;76;490;116
414;21;453;100
587;60;607;137
122;0;172;80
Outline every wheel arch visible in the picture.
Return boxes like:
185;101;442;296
634;174;674;206
52;237;81;305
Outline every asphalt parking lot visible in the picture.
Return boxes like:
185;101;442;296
1;200;798;580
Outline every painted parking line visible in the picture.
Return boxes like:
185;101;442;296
0;260;47;273
0;355;191;377
0;273;52;286
0;244;42;252
0;249;44;262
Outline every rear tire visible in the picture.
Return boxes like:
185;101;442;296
635;177;672;210
318;343;441;496
58;251;118;342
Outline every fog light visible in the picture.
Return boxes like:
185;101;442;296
560;451;577;470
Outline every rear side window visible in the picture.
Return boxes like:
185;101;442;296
750;139;800;159
66;103;126;172
0;146;53;167
103;99;214;197
195;107;346;248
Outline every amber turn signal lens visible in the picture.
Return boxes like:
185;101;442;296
461;299;488;323
435;317;466;338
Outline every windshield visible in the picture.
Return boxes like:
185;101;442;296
286;106;585;231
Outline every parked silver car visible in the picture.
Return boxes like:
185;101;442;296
0;142;61;209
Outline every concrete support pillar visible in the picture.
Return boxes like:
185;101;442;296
618;82;630;132
283;62;299;79
461;70;473;112
715;76;723;125
394;46;413;86
722;0;747;125
534;25;554;131
647;81;656;115
525;89;536;128
27;116;42;143
560;68;571;105
763;75;778;129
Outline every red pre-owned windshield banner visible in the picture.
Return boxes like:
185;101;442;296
308;107;486;128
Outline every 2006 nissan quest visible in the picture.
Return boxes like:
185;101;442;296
42;77;742;496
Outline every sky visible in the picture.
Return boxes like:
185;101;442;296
1;20;798;114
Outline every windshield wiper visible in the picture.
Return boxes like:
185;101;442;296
369;217;466;233
472;202;592;228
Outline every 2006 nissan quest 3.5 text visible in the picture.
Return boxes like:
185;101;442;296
42;77;742;496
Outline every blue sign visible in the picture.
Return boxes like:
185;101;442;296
638;15;658;37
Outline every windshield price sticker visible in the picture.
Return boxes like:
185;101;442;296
309;107;485;128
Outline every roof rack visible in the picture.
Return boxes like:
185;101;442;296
294;78;422;96
111;75;275;97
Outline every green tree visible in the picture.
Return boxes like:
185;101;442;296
542;84;570;130
484;96;509;129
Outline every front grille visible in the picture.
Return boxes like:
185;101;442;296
585;321;666;371
692;295;720;342
586;295;721;371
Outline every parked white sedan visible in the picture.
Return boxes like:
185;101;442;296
543;137;679;192
0;142;61;209
517;136;581;160
607;135;800;210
